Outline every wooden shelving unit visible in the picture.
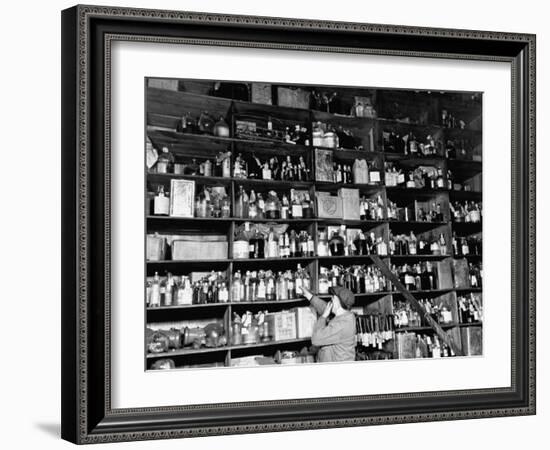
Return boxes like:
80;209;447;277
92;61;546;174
145;81;482;369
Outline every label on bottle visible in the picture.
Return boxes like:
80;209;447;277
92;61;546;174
404;274;415;286
370;171;381;183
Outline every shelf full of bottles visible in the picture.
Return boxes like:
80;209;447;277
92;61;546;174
145;86;482;369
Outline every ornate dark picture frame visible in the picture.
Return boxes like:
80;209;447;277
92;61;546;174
61;5;536;444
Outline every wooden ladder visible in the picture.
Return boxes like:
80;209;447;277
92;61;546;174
370;255;463;356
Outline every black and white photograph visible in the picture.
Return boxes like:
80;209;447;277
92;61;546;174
145;78;483;371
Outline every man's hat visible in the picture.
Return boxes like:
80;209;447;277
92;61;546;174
329;286;355;309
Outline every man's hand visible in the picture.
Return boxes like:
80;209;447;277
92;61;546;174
301;285;313;301
322;301;333;319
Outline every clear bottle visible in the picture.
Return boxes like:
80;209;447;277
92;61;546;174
153;185;170;216
156;147;174;174
150;272;161;307
213;116;230;137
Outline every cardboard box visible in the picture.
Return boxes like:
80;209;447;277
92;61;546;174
277;87;310;109
169;179;195;217
315;193;343;219
314;148;335;182
146;234;166;261
294;306;318;338
171;236;228;260
452;258;470;288
435;260;454;289
266;311;297;341
460;326;483;356
338;188;360;220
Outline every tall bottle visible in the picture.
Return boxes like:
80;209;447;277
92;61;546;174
150;272;161;307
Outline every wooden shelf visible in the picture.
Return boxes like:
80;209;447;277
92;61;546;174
395;323;457;333
458;321;483;327
147;298;308;311
229;338;311;352
147;345;229;359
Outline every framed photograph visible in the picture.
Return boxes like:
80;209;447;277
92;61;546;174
61;5;536;444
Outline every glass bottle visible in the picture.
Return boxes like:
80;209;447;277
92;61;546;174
155;146;174;174
213;116;230;137
329;230;345;256
153;185;170;216
265;191;281;220
150;272;161;307
198;111;215;134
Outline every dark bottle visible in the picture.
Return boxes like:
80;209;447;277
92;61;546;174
198;111;215;135
328;231;345;256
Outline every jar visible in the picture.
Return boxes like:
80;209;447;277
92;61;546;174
312;130;324;147
214;116;230;137
150;359;175;370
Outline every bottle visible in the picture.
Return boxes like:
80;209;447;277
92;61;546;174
155;147;173;174
408;231;418;255
256;193;265;218
439;233;447;255
252;229;265;259
163;273;174;306
281;195;290;219
233;222;250;259
265;191;281;220
317;231;329;257
221;196;231;218
153;185;170;215
231;271;243;302
218;282;229;303
289;230;298;258
198;111;215;134
329;230;345;256
248;190;258;219
256;272;267;301
436;168;445;189
235;186;245;218
266;231;279;258
213;116;230;137
150;272;161;307
276;272;288;300
266;272;276;300
291;190;303;218
307;233;315;257
302;193;314;218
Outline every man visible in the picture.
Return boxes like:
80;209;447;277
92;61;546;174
301;285;357;363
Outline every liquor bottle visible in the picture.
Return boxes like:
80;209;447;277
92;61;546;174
289;230;298;258
252;229;265;259
376;236;388;256
291;190;303;218
461;237;470;256
198;111;215;134
265;231;278;258
163;273;174;306
235;186;245;218
430;238;441;256
408;231;418;255
231;271;243;302
281;194;290;219
150;272;161;307
276;272;288;300
439;233;447;255
318;269;330;294
436;168;445;189
265;190;281;220
233;223;250;259
328;230;345;256
286;270;296;299
153;185;170;216
302;193;314;218
256;272;267;301
403;265;416;290
177;276;193;305
248;190;258;219
218;282;229;303
266;271;276;301
317;231;329;257
307;232;315;257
